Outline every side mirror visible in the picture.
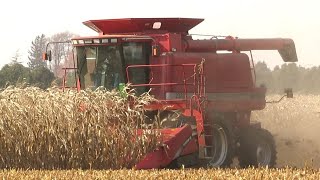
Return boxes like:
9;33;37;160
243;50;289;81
151;45;160;57
284;88;293;98
42;50;52;61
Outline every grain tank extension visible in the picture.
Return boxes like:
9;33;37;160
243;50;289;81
45;18;298;168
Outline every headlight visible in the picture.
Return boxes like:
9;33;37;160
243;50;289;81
72;40;78;44
101;39;109;43
84;39;92;44
93;39;100;44
110;38;118;43
78;40;84;44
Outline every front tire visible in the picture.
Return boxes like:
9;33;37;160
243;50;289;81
206;120;235;167
239;127;276;168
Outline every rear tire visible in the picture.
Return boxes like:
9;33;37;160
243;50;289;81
239;127;276;168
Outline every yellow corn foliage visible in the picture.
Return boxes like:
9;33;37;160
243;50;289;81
0;168;319;179
0;86;159;169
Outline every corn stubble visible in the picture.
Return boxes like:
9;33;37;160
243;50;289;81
0;168;320;179
0;86;159;169
253;95;320;168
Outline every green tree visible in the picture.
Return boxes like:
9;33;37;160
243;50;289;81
278;63;300;93
0;63;30;87
0;62;55;89
301;66;320;93
28;34;47;69
254;61;273;92
271;65;281;93
29;66;55;89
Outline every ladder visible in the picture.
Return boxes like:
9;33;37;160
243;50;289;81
198;59;214;159
200;122;215;160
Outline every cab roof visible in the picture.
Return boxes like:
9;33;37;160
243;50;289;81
83;18;204;35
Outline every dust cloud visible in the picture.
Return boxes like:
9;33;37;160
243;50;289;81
252;95;320;168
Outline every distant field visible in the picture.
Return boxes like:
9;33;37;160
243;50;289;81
253;94;320;168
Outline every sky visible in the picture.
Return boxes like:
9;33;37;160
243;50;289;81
0;0;319;69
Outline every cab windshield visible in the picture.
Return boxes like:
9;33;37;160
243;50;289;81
76;42;150;93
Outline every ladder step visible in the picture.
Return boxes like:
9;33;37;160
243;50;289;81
192;132;198;136
190;125;197;129
202;156;214;159
63;86;77;88
203;134;213;137
202;145;213;148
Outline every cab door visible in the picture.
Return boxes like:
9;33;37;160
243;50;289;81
122;42;151;95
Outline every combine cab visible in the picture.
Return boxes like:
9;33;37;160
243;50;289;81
44;18;298;168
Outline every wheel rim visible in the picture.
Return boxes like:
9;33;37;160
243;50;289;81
256;142;272;166
208;124;228;167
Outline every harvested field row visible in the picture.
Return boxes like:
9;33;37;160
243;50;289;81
253;95;320;168
0;168;319;180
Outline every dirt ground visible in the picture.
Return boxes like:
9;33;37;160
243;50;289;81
252;95;320;168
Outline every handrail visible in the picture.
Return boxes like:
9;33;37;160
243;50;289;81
62;67;79;92
190;94;202;116
126;64;197;86
126;63;198;102
129;82;195;87
126;63;197;69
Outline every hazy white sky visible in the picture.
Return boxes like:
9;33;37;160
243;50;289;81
0;0;319;68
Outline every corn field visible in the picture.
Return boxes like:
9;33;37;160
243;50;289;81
0;87;159;169
0;87;319;178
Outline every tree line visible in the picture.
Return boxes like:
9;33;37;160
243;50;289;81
0;32;76;89
1;33;318;94
255;61;320;94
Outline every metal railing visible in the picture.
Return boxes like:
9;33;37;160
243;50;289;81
62;67;80;92
126;64;198;100
126;63;207;114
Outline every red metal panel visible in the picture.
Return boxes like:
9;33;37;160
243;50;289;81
136;125;197;169
83;18;203;34
168;33;183;52
183;109;205;146
180;138;198;156
207;99;266;111
170;52;254;92
154;33;183;53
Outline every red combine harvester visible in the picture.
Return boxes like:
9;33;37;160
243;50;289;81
44;18;298;169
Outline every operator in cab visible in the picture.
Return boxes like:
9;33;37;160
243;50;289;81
93;47;122;90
